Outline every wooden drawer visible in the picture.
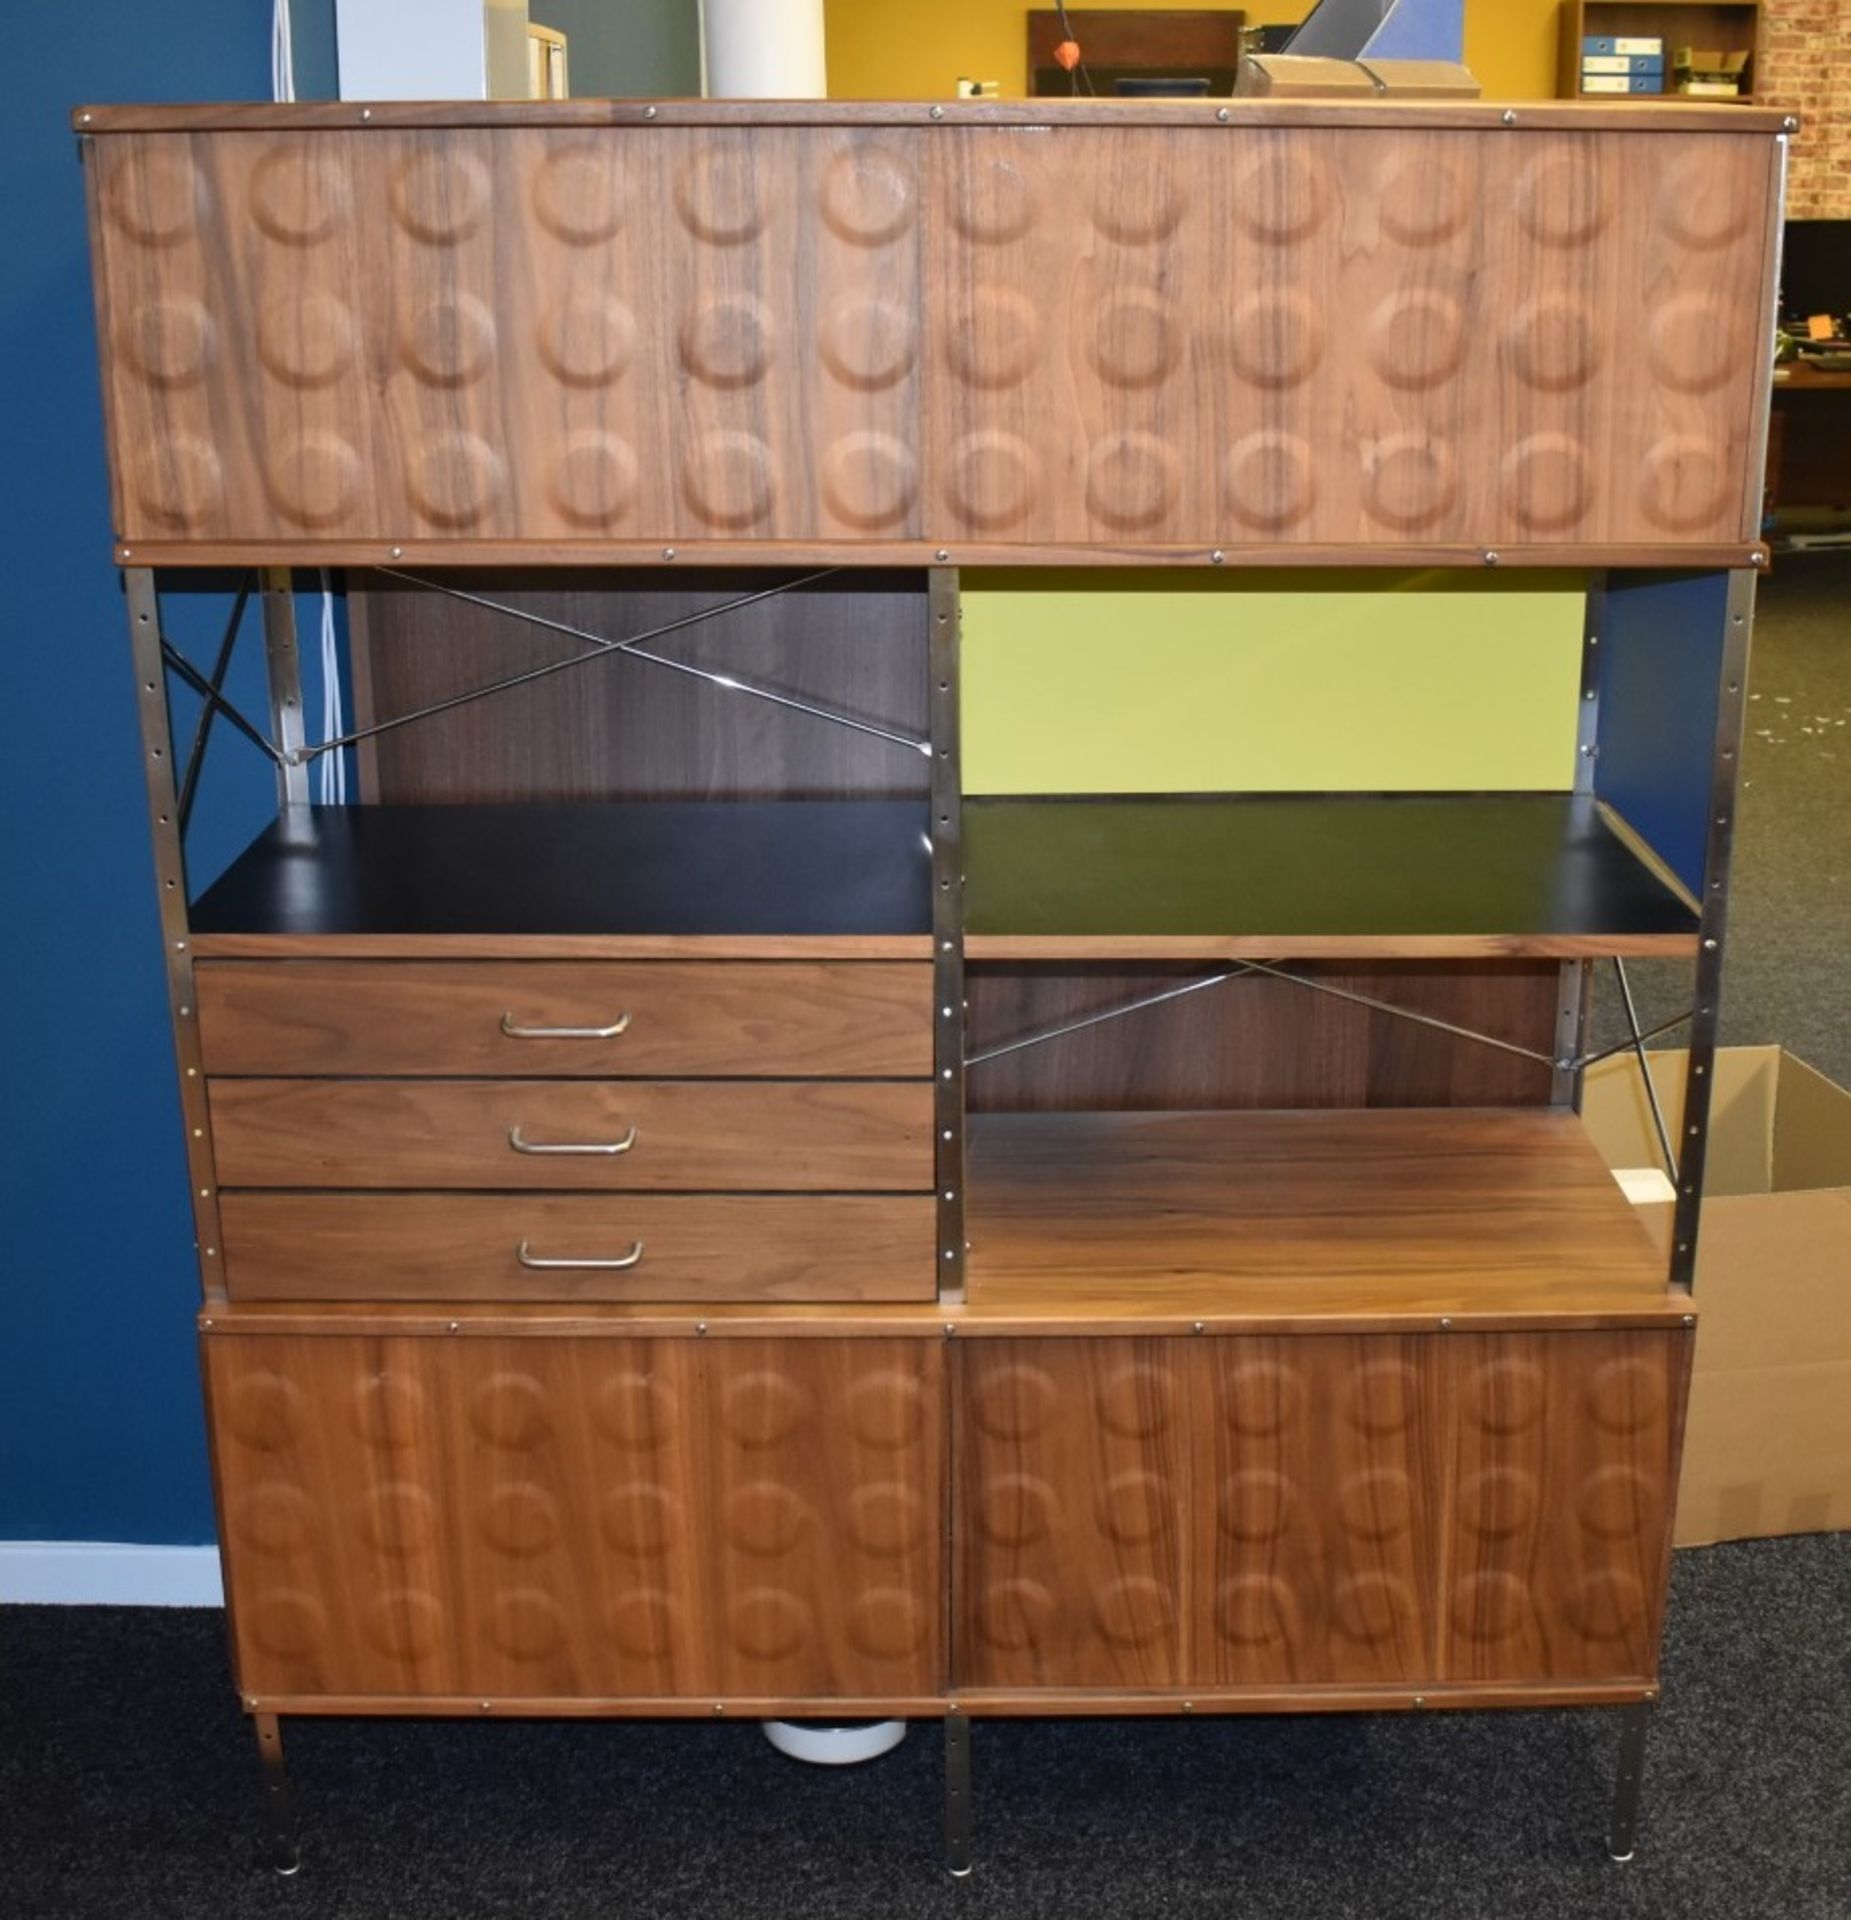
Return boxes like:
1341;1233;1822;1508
219;1193;936;1302
195;959;932;1078
208;1080;934;1191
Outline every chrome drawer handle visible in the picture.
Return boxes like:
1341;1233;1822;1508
509;1123;639;1157
516;1239;645;1271
500;1011;631;1040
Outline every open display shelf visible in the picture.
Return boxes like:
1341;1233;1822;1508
963;1107;1678;1324
963;793;1700;959
78;97;1780;1875
189;801;933;947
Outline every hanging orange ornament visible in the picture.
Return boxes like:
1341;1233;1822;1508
1054;38;1082;72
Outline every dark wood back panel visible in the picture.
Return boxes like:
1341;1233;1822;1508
966;961;1562;1110
350;569;928;801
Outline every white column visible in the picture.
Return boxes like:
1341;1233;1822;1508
701;0;827;99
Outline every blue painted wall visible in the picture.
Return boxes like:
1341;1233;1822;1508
0;0;703;1552
1595;572;1730;901
0;4;290;1546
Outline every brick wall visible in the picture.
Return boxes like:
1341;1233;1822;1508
1759;0;1851;217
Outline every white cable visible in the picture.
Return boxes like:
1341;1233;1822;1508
274;0;346;801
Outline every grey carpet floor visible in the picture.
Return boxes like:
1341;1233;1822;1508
1611;548;1851;1085
2;1533;1849;1919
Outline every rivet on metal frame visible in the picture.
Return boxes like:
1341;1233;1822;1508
1501;109;1517;126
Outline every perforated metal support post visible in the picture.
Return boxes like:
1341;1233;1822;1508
254;1713;301;1876
1667;569;1757;1291
124;569;227;1303
1608;1700;1653;1862
261;567;309;808
944;1709;972;1877
930;568;966;1303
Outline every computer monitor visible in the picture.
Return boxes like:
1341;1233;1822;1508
1781;220;1851;328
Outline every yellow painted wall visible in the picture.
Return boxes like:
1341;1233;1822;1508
823;1;1565;102
962;573;1585;793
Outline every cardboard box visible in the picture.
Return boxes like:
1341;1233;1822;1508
1236;55;1478;99
1672;47;1752;78
1356;60;1480;99
1235;55;1378;97
1581;1047;1851;1547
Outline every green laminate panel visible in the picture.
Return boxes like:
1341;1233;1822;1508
962;572;1586;796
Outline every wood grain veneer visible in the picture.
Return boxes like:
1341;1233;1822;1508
195;1293;1694;1341
967;962;1563;1112
347;571;928;806
219;1192;936;1303
195;959;933;1077
82;108;1779;559
964;1109;1669;1314
207;1079;933;1192
76;101;1792;131
952;1327;1688;1692
204;1333;944;1701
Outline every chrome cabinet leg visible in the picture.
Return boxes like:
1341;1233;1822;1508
944;1710;972;1878
1608;1700;1653;1862
254;1712;300;1876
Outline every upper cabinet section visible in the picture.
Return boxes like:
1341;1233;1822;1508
78;101;1786;565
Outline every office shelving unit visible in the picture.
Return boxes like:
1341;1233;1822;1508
75;93;1787;1875
1558;1;1765;102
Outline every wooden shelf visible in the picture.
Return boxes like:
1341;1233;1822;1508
1559;1;1762;104
965;1107;1675;1322
962;793;1699;959
189;802;932;948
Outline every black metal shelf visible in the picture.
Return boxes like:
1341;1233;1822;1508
189;802;933;939
963;792;1699;956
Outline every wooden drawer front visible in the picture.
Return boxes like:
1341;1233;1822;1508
206;1333;944;1704
195;960;932;1078
219;1194;935;1303
208;1081;933;1192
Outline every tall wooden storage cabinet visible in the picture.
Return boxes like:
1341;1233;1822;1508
74;94;1788;1874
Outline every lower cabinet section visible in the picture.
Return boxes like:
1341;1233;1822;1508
205;1323;1687;1710
955;1330;1688;1695
205;1334;943;1703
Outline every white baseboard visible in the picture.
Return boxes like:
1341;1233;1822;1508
0;1542;225;1607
